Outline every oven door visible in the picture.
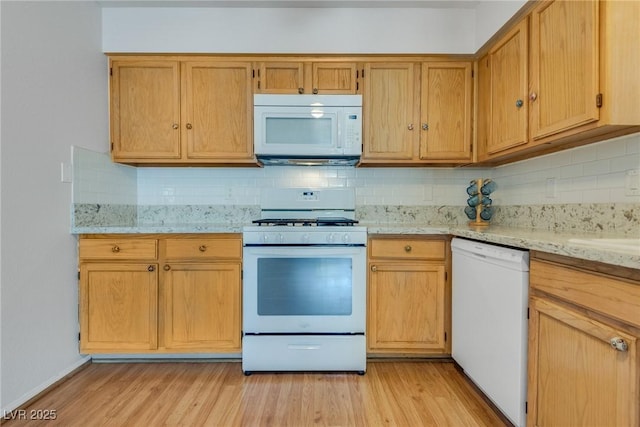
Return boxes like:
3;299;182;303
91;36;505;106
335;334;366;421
243;245;366;334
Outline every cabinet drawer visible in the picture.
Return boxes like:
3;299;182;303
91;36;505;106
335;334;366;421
530;259;640;329
369;238;445;260
79;239;157;260
164;237;242;260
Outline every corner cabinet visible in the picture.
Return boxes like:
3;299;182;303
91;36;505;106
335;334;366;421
361;61;473;165
367;236;451;356
78;234;242;354
527;253;640;426
476;0;640;164
110;57;255;165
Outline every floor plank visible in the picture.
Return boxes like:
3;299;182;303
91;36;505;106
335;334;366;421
2;361;508;426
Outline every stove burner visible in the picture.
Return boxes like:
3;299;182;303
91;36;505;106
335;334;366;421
252;217;358;227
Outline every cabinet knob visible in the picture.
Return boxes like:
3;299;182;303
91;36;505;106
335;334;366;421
148;265;155;272
111;245;120;253
515;99;524;108
312;88;319;94
371;265;377;272
163;264;171;271
199;245;207;252
408;124;414;131
298;87;304;94
172;123;179;130
422;123;429;131
186;123;193;130
529;92;538;102
404;245;412;252
610;337;628;352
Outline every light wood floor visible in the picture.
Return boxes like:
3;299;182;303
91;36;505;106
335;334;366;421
3;361;507;426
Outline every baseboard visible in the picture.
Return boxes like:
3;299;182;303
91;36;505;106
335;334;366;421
1;356;91;422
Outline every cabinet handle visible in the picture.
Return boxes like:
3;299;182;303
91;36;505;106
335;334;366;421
407;124;414;131
172;123;179;130
148;265;155;272
163;264;171;271
610;337;628;352
111;245;120;253
422;123;429;131
198;245;207;252
529;92;538;102
515;99;524;108
312;88;318;94
404;245;412;252
371;265;377;272
298;87;304;94
186;123;193;130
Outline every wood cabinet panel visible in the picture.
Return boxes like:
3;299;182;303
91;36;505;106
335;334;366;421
369;238;445;260
528;296;638;427
312;62;358;94
80;263;158;352
163;263;241;351
419;62;472;161
530;259;640;328
368;262;446;352
488;19;529;155
255;62;304;94
362;62;418;161
79;238;158;260
110;61;181;160
164;237;242;261
530;0;600;140
182;62;253;160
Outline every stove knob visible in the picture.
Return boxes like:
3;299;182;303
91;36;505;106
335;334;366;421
342;234;351;244
302;233;310;244
278;233;285;243
327;233;335;243
262;233;269;243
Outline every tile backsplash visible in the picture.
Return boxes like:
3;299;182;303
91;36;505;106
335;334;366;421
73;132;640;231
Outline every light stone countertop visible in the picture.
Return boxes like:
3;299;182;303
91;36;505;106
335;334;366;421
72;222;639;269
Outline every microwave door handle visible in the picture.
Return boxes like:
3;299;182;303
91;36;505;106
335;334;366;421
336;114;342;149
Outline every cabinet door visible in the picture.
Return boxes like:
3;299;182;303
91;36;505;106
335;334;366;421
362;63;419;162
368;262;446;353
530;0;599;140
312;62;358;94
182;61;253;161
528;297;638;427
80;263;158;352
163;263;241;351
488;19;529;155
255;62;304;94
110;61;181;161
419;62;472;162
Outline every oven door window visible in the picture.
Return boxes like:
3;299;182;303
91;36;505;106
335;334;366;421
257;258;352;316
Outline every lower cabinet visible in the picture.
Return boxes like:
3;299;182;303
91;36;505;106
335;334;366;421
528;253;640;426
78;234;242;354
367;236;450;355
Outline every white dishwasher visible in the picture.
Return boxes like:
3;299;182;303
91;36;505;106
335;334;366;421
451;237;529;427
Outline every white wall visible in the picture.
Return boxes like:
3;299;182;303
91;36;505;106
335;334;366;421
102;6;476;53
0;1;107;412
474;0;528;50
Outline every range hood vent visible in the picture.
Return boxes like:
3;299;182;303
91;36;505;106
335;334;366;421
256;155;360;167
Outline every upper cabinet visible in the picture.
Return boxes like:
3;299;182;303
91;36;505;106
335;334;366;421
361;60;473;165
477;0;640;164
110;57;255;165
254;61;358;94
529;0;599;140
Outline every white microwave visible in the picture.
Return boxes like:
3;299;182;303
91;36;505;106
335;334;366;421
254;94;362;166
